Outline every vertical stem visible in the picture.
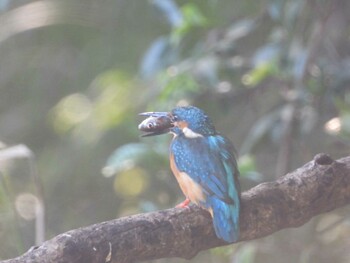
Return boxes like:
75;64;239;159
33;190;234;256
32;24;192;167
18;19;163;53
28;156;45;245
275;104;296;178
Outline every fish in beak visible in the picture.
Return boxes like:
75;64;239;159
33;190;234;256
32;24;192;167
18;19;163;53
138;112;174;137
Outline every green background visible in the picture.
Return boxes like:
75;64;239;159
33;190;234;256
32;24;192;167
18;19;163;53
0;0;349;262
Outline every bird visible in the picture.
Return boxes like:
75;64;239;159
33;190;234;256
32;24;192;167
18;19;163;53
138;106;240;243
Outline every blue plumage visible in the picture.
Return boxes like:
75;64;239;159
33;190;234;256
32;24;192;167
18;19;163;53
171;132;240;242
139;106;240;243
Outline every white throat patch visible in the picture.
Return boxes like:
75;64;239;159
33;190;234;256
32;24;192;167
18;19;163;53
182;127;203;138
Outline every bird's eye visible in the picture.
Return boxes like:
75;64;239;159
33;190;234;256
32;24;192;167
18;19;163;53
147;123;154;128
172;115;178;121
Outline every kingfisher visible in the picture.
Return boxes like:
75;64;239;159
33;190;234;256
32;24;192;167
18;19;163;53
138;106;240;243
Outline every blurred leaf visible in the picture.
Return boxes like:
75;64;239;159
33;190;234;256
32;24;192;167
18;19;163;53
210;245;236;260
159;71;200;101
181;3;207;27
214;19;256;55
92;70;134;129
151;0;183;28
0;1;106;44
140;37;178;78
267;0;285;20
102;143;151;177
238;154;256;173
238;154;263;182
0;145;33;161
113;167;149;197
52;70;136;143
171;3;208;42
253;44;280;66
225;19;256;42
51;93;92;133
242;61;277;87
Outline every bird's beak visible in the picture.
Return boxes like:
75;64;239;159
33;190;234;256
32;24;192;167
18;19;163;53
138;112;174;137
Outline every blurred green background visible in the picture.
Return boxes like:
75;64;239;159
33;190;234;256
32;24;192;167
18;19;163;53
0;0;350;262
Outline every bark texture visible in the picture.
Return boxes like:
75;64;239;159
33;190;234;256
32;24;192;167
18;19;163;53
2;154;350;263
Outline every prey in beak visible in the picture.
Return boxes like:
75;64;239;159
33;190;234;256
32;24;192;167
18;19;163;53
138;112;174;137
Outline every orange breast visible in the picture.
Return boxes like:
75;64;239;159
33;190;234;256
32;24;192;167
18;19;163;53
170;153;205;205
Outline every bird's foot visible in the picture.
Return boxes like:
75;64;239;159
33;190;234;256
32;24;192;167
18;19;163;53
176;198;190;208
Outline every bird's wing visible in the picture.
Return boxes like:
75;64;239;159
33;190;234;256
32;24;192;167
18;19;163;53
171;134;240;204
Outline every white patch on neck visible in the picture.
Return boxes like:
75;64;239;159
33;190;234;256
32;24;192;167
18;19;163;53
182;127;203;138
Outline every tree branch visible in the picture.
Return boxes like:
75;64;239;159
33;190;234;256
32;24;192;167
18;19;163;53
2;153;350;263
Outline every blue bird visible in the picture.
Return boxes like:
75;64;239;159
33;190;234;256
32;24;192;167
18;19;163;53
138;106;240;243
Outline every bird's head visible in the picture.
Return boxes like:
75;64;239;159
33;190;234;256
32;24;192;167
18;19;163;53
139;106;216;137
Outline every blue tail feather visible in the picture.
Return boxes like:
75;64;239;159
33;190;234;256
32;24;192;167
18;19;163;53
210;197;239;243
